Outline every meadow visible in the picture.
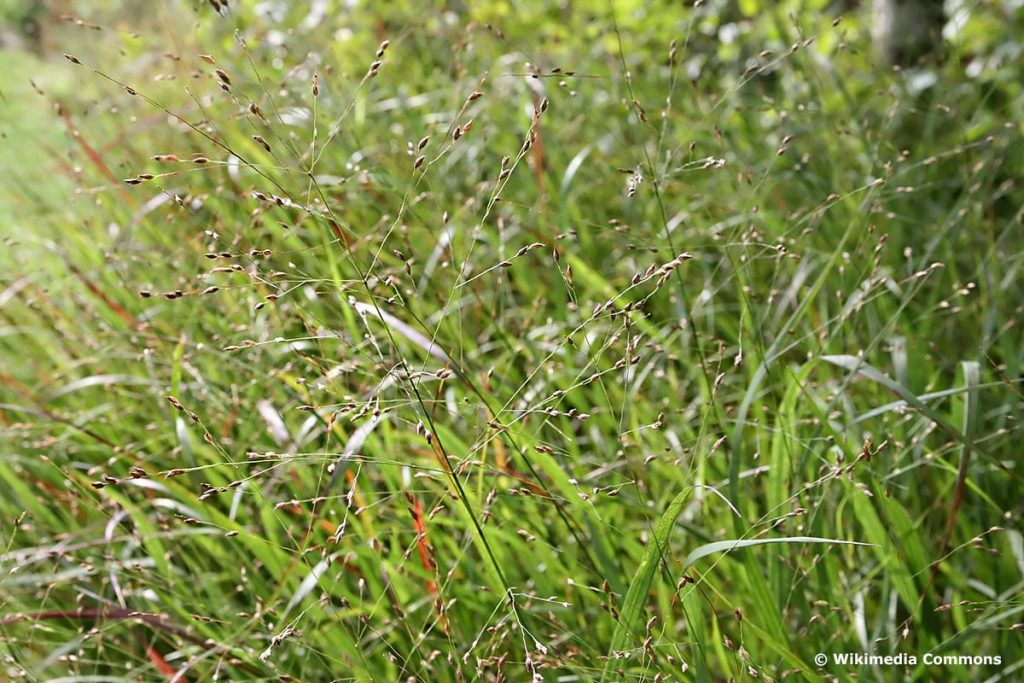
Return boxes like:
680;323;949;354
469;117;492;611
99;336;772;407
0;1;1022;681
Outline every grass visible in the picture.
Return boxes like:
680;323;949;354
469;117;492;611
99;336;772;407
0;1;1022;681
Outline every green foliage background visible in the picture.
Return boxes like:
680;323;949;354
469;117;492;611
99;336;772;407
1;1;1022;681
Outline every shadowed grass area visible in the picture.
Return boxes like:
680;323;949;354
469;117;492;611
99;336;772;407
1;1;1022;681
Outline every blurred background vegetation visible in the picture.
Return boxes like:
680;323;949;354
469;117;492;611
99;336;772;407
1;1;1022;681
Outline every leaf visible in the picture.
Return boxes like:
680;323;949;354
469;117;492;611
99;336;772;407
145;643;180;681
352;300;450;363
820;355;982;454
932;362;980;584
682;536;874;569
853;380;1008;423
849;492;921;614
601;489;691;681
283;552;339;617
821;354;913;400
559;144;593;197
45;374;155;400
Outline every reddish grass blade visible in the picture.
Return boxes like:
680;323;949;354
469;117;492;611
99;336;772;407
145;641;183;681
55;104;134;204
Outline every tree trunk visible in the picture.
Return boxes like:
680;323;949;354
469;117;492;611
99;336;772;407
872;0;946;66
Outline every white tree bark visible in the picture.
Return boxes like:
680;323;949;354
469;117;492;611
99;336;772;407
873;0;946;65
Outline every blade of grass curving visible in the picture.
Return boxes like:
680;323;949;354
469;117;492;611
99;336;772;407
601;489;691;682
919;361;981;605
352;301;450;364
853;380;1012;423
682;536;874;570
822;355;981;455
